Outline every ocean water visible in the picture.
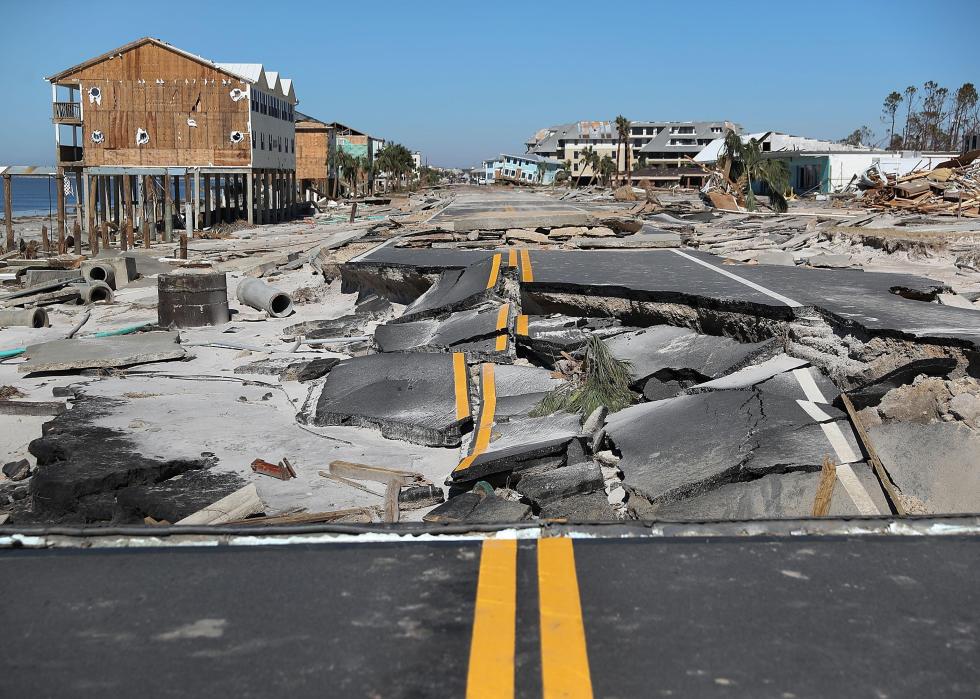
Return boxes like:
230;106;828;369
0;177;80;217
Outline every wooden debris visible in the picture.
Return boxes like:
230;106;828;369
250;457;297;481
227;507;376;526
176;483;264;525
328;460;427;524
840;393;906;515
811;456;837;516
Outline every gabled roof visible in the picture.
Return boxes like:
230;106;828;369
215;62;264;82
47;37;247;83
47;37;296;102
328;122;369;137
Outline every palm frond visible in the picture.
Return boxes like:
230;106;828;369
531;335;635;417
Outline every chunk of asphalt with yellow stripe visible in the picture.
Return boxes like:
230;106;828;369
396;254;504;323
374;304;510;355
466;537;593;699
309;351;472;446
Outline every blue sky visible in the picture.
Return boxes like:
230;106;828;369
1;0;977;168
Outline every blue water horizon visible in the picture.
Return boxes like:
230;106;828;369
0;177;80;218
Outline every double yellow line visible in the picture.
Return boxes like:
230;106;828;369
466;537;593;699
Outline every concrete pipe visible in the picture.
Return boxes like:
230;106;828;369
83;263;116;289
70;281;114;305
236;278;294;318
0;308;49;328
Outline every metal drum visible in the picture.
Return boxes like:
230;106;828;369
157;272;230;328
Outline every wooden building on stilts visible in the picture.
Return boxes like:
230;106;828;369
45;37;300;253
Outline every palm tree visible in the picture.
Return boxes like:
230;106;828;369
579;146;599;185
598;154;616;187
333;149;356;198
717;130;790;213
614;115;632;186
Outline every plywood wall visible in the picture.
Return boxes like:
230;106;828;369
296;126;330;180
62;43;251;167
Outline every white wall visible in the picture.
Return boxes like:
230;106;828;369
248;85;296;170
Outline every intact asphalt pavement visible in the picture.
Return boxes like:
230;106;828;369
1;535;976;698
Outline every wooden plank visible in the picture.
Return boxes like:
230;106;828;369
840;392;906;515
228;507;375;526
328;460;422;486
0;400;66;416
811;456;837;516
176;483;263;525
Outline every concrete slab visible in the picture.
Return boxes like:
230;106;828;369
515;461;604;506
452;412;583;483
651;467;888;520
867;422;980;514
309;352;470;447
539;491;618;520
397;255;503;323
607;390;862;507
493;364;564;417
374;305;503;353
18;331;186;374
689;353;809;392
604;326;778;387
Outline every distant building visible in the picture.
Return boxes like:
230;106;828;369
526;120;738;185
46;36;300;239
295;111;334;201
695;131;958;194
412;152;423;171
495;154;564;185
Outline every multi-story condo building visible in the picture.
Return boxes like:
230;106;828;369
526;119;740;185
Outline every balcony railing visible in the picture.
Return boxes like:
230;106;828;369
53;102;81;122
58;145;83;164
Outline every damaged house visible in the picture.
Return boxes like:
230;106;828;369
47;36;301;246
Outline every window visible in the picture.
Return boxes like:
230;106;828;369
260;133;264;150
711;127;723;134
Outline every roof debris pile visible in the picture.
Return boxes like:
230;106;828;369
857;154;980;217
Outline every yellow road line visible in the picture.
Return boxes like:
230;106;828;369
455;363;496;472
487;253;503;289
519;249;534;283
466;539;517;699
495;334;508;352
538;537;593;699
516;314;529;336
508;248;518;268
495;303;510;331
453;352;470;420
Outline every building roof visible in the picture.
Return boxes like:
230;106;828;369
295;111;330;126
46;37;297;102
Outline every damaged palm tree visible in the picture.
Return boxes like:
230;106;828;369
717;130;791;213
532;335;634;417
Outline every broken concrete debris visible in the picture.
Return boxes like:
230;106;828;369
3;185;979;529
308;352;472;447
18;331;185;374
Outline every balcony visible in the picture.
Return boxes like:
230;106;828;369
58;145;83;164
53;102;81;124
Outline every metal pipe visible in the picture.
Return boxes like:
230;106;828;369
0;308;49;328
69;281;114;305
236;277;294;318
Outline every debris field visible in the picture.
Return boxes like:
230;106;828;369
1;186;979;526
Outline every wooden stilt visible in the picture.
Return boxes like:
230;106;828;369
164;169;173;242
246;172;254;225
203;174;211;228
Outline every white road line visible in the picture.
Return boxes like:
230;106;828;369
791;369;880;515
792;368;828;403
796;399;834;423
836;463;882;515
670;249;803;308
348;234;404;263
819;421;860;464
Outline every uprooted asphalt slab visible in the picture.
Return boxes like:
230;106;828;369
2;186;979;526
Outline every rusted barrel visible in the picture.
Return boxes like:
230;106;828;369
157;272;230;328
